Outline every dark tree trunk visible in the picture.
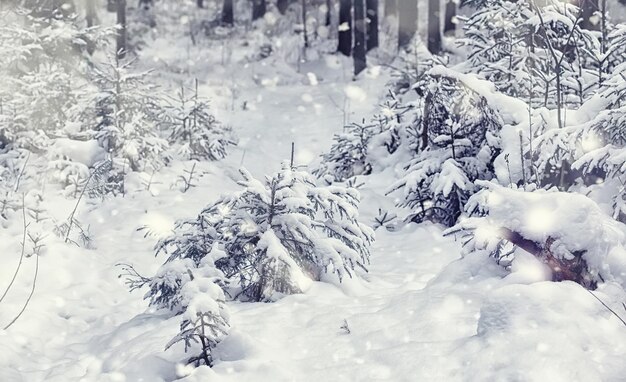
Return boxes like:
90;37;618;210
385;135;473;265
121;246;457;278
116;0;127;59
398;0;416;48
366;0;378;51
580;0;600;30
277;0;290;14
427;0;441;54
443;0;455;34
354;0;367;75
384;0;396;18
86;0;97;54
325;0;331;25
222;0;234;25
338;0;352;56
252;0;266;21
302;0;309;47
197;0;204;8
86;0;97;27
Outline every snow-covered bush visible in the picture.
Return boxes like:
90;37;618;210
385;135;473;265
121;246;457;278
165;82;235;161
127;227;229;367
458;0;605;107
389;73;502;226
314;121;376;183
315;91;417;183
447;181;626;289
84;56;169;173
0;6;110;151
158;164;374;302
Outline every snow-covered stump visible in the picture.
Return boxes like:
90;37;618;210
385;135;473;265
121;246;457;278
447;181;626;289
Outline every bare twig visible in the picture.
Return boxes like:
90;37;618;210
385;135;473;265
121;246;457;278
0;194;28;304
3;254;39;330
586;289;626;327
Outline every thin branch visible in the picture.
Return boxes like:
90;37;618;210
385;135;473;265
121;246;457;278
0;193;28;304
586;289;626;327
3;253;39;330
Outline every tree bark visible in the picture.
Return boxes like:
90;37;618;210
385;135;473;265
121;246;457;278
354;0;367;75
197;0;204;8
443;0;455;34
252;0;266;21
427;0;441;54
398;0;416;48
366;0;378;51
116;0;127;59
338;0;352;56
222;0;234;25
325;0;331;26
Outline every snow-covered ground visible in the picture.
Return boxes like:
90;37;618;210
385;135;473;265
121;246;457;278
3;7;626;382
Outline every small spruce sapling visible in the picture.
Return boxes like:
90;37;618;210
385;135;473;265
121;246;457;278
166;80;235;161
158;163;374;302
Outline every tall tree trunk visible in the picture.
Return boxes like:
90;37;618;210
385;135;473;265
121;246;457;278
398;0;416;48
86;0;97;54
197;0;204;8
302;0;309;47
222;0;234;25
443;0;455;34
354;0;366;75
325;0;331;26
116;0;126;59
384;0;397;18
580;0;600;30
427;0;441;54
277;0;289;14
252;0;266;21
338;0;352;56
86;0;97;27
366;0;378;51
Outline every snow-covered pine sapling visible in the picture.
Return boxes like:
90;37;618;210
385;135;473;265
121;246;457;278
315;121;375;183
212;164;374;301
373;208;397;231
128;219;230;367
389;74;501;226
87;55;169;173
166;80;234;161
164;274;230;367
158;163;374;302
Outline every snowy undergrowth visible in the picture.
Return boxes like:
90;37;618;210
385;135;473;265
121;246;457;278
3;5;626;382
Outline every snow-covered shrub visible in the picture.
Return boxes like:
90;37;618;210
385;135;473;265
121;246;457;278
458;0;604;107
128;223;229;367
158;164;374;302
314;121;376;183
315;91;418;183
138;255;230;367
389;73;502;226
84;57;169;173
165;82;235;161
0;6;110;151
447;181;626;289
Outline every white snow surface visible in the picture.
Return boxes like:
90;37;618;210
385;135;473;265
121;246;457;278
2;21;626;382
